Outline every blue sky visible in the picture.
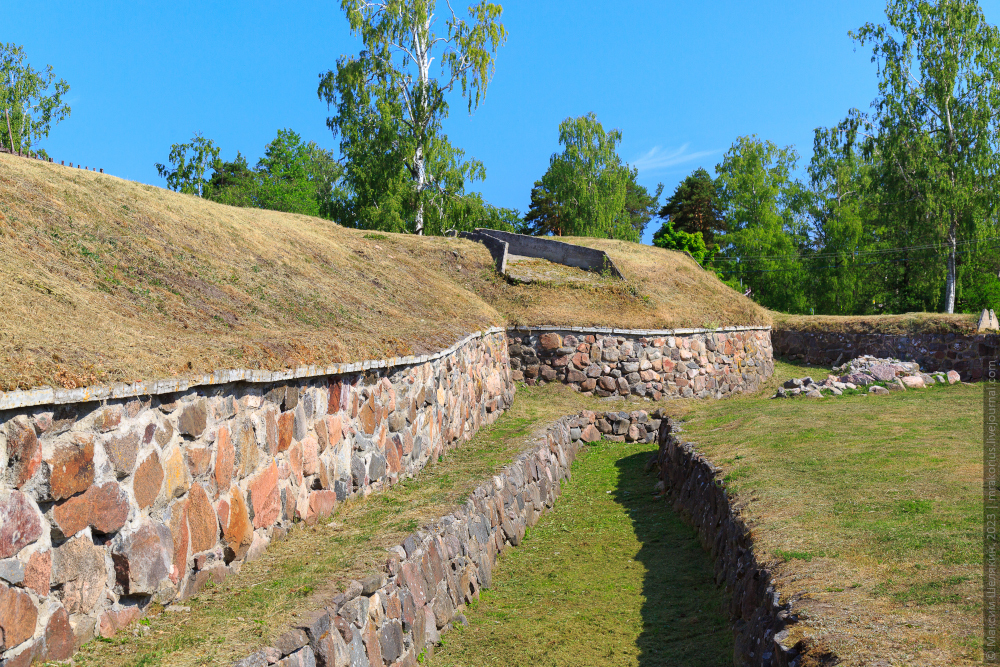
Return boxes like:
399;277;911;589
9;1;1000;244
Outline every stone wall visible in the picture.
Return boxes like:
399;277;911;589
0;330;513;666
233;409;661;667
508;326;774;399
656;419;818;667
773;328;999;381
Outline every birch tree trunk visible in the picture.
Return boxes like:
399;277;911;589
944;220;957;313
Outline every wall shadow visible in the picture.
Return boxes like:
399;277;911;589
613;451;733;667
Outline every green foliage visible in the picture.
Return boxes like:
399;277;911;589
197;129;344;218
658;167;725;246
526;113;660;242
713;135;809;312
155;132;221;197
319;0;507;235
0;43;71;156
851;0;1000;313
652;220;710;265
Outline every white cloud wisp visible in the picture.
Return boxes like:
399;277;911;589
630;144;718;173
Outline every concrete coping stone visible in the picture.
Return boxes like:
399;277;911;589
0;326;508;411
0;322;769;410
510;324;772;336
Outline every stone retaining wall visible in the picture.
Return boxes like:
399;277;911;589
0;330;513;667
773;328;999;381
234;409;661;667
508;326;774;399
656;419;810;667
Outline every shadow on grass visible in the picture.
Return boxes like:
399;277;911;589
613;451;733;667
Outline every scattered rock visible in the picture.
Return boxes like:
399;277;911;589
869;385;889;395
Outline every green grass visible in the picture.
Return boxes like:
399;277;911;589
429;437;732;667
666;358;983;664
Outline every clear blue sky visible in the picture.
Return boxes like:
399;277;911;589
9;1;1000;244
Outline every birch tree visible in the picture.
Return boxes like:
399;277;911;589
852;0;1000;313
0;43;70;156
320;0;507;235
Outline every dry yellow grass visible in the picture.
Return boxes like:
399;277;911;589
489;236;771;330
772;311;977;335
0;154;768;391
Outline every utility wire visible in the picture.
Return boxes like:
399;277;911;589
710;235;1000;262
715;245;990;274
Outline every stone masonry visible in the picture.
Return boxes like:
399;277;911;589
773;328;998;381
508;326;774;399
233;409;662;667
0;330;512;666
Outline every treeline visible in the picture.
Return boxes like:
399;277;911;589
651;0;1000;316
147;0;998;316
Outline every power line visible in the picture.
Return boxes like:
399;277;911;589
715;245;989;274
710;235;1000;262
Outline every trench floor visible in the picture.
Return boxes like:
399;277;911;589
428;437;732;667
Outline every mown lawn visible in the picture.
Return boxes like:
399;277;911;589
429;437;732;667
666;359;983;665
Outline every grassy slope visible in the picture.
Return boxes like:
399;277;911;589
666;360;981;665
0;154;768;392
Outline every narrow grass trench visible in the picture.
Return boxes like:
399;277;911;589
67;383;729;667
429;438;732;667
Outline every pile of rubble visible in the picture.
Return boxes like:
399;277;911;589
774;356;962;399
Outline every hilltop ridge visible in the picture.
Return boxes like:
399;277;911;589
0;153;769;391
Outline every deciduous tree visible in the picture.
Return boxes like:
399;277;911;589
319;0;507;235
657;167;725;246
0;43;70;156
155;132;221;197
852;0;1000;313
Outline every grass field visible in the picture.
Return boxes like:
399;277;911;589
666;359;983;665
428;437;732;667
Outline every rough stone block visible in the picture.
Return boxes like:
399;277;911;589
112;520;174;595
52;535;106;614
305;491;337;526
48;435;95;501
24;550;51;596
278;412;294;452
0;491;42;559
222;486;254;562
250;462;281;529
43;605;75;661
6;416;40;488
0;583;38;650
178;400;208;437
98;605;142;638
185;483;219;554
0;558;26;585
104;430;140;477
134;451;164;509
53;482;129;538
162;446;190;500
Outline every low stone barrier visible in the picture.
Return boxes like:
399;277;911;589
773;328;999;381
656;420;813;667
0;329;513;666
508;326;773;399
234;409;661;667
